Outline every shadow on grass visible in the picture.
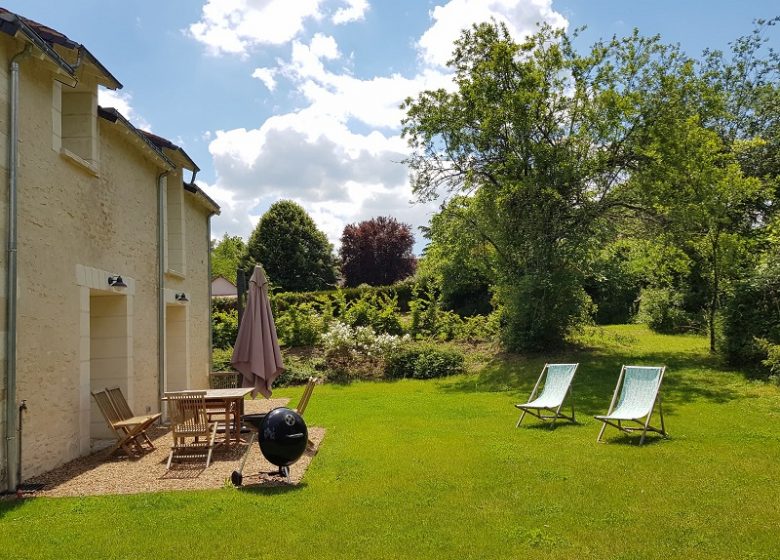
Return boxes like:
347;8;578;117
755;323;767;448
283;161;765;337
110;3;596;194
238;481;308;496
443;347;742;417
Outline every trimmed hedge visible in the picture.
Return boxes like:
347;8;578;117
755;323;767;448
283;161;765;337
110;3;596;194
272;279;415;313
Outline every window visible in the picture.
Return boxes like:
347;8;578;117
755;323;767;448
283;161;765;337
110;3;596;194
53;81;99;172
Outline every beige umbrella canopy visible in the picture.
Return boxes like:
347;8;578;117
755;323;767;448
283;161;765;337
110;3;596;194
231;266;284;398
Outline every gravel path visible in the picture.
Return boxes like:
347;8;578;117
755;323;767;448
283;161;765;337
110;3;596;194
23;398;325;498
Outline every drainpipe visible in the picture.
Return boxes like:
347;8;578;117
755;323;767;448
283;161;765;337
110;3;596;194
207;216;214;373
157;171;168;408
5;44;32;492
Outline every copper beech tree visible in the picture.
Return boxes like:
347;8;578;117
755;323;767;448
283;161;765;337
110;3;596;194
339;216;417;287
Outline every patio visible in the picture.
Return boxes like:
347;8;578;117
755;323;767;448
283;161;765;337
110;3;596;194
23;398;325;497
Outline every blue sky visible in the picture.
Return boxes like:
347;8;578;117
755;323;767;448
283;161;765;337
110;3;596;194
4;0;778;252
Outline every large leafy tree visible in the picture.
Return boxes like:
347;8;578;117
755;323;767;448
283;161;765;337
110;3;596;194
245;200;337;292
339;216;417;287
417;197;495;316
402;22;693;350
210;234;246;284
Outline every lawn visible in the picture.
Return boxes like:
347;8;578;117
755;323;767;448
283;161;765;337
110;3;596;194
1;325;779;559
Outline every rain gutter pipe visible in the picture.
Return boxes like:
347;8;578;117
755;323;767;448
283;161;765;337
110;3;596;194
5;44;32;492
157;171;169;407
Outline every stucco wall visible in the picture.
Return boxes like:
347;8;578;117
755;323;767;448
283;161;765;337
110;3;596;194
0;33;215;482
0;37;13;486
12;59;163;477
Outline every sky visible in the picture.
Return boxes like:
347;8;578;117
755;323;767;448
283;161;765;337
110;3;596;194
4;0;779;253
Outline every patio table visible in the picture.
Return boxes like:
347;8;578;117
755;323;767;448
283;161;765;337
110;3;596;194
203;387;253;445
163;388;253;445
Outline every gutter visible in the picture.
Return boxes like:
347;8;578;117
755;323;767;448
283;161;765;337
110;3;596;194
157;171;168;408
5;44;32;492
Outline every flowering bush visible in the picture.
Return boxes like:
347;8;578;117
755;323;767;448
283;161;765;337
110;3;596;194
321;321;410;381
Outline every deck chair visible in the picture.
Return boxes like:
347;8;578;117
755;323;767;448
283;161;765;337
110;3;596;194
595;365;667;445
165;391;218;469
105;387;161;450
91;390;157;457
294;377;318;417
515;363;579;428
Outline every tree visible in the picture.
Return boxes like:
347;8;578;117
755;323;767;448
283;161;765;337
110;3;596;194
417;197;495;316
245;200;337;292
210;234;246;283
402;22;694;350
339;216;417;287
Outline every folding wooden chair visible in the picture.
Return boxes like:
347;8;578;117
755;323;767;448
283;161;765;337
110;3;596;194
165;391;218;469
105;387;161;449
595;365;668;445
91;390;156;457
514;363;578;428
294;377;319;417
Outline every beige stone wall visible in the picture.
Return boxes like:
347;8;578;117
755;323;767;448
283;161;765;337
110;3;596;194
0;34;214;480
12;60;163;476
0;37;13;486
165;193;212;390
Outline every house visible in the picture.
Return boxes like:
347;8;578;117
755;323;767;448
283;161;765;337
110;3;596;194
0;8;220;492
211;276;238;298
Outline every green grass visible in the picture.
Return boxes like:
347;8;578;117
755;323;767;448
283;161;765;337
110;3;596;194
2;325;779;559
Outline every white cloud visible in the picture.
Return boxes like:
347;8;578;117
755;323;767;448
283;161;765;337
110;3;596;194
188;0;325;55
98;88;152;131
418;0;568;67
200;0;569;254
332;0;370;24
251;67;278;91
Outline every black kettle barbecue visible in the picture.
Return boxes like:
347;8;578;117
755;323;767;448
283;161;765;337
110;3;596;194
231;407;308;486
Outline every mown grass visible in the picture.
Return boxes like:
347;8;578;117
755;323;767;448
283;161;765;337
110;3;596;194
1;325;779;559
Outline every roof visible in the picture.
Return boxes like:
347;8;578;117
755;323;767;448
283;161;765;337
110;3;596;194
2;7;219;215
0;7;121;89
140;131;200;173
98;106;175;169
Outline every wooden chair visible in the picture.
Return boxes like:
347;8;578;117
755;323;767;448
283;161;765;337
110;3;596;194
165;390;218;469
105;387;161;449
294;377;319;449
91;390;158;457
208;371;241;389
294;377;319;417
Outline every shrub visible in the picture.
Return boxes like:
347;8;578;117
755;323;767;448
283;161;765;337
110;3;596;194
212;346;234;371
385;344;465;380
275;304;322;347
721;261;780;374
321;322;409;382
272;279;415;314
496;273;594;351
275;353;322;387
456;312;500;343
636;287;696;334
212;309;238;349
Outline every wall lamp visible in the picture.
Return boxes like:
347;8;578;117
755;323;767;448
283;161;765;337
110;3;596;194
175;292;189;302
107;275;127;288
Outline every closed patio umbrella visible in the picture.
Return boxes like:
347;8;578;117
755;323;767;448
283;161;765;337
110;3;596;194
231;265;284;397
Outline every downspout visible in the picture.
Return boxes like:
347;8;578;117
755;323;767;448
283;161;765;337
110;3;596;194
157;171;169;407
207;215;213;372
5;44;32;492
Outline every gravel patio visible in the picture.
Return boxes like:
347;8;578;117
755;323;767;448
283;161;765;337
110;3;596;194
22;398;325;498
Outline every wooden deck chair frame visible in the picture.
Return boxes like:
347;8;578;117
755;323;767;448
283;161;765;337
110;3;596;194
165;391;218;470
294;377;318;417
515;363;579;429
595;365;667;445
105;387;161;449
91;390;152;457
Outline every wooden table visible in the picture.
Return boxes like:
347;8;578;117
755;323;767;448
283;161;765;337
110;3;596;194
203;388;253;445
